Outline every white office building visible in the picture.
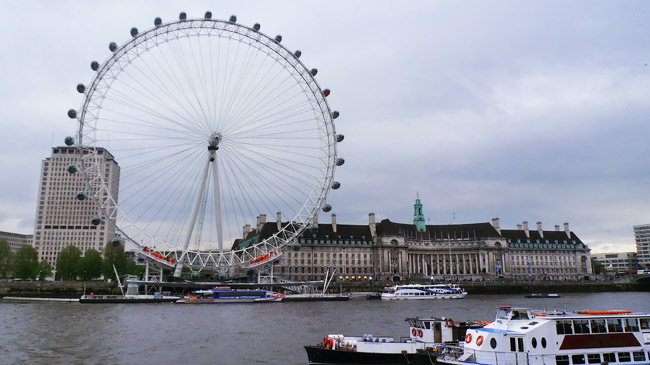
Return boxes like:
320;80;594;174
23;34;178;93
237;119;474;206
33;146;120;267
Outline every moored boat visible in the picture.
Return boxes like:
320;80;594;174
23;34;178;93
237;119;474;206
415;306;650;364
176;286;283;303
305;316;482;364
381;283;467;300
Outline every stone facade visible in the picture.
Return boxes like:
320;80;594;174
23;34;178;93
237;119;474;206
235;213;593;282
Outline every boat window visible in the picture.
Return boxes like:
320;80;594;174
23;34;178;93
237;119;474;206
572;354;585;364
624;318;639;332
555;355;569;365
590;319;607;333
617;352;631;362
640;318;650;330
587;353;601;364
573;319;590;334
424;322;431;330
556;320;573;334
541;337;547;348
490;338;497;349
517;338;524;352
633;352;646;361
510;310;528;320
607;319;623;333
497;308;511;319
510;338;516;352
603;353;616;362
531;337;537;348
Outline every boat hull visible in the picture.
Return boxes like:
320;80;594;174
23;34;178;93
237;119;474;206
305;345;416;364
79;296;178;303
282;294;350;302
381;293;467;300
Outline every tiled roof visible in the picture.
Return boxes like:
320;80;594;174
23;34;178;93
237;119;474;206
231;221;373;250
376;219;501;239
500;229;584;245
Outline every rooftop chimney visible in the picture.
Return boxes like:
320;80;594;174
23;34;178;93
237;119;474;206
276;212;282;231
313;213;318;226
243;224;251;238
369;212;376;237
564;222;570;238
332;213;337;233
257;213;267;231
555;225;560;231
523;221;529;238
517;224;523;230
492;217;501;234
537;221;543;238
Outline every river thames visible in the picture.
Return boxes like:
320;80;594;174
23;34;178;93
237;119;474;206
1;292;648;364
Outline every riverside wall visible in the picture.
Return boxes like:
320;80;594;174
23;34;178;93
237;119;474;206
0;280;117;298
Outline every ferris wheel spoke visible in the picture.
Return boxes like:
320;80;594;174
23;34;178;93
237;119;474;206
226;98;314;138
224;76;305;135
119;148;205;206
224;147;312;204
219;42;266;131
225;141;323;187
220;152;303;219
218;45;266;129
132;48;215;136
220;58;295;134
106;74;209;137
153;40;213;134
139;154;203;233
168;37;214;133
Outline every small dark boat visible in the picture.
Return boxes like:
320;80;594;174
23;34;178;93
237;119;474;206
524;293;560;298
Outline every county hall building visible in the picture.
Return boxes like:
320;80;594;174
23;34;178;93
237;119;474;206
233;197;593;282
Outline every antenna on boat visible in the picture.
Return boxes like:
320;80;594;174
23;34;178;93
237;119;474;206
113;264;125;296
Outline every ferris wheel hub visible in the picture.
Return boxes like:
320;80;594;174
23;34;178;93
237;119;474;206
208;132;222;151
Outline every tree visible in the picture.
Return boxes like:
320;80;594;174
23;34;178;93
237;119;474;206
591;258;605;275
77;249;103;280
103;241;126;279
56;245;82;280
13;245;39;279
125;260;145;277
38;261;52;281
0;239;13;278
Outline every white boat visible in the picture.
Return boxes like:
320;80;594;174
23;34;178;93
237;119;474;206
381;283;467;300
305;316;481;364
419;306;650;365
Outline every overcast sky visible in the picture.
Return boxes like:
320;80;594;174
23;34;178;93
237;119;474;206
1;1;649;253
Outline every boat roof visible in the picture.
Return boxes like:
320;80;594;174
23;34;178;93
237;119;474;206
498;306;650;320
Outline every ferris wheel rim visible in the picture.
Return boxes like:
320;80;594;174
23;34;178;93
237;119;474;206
73;15;338;268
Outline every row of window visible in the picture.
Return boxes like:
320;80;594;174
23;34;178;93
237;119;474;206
556;318;649;335
556;351;648;364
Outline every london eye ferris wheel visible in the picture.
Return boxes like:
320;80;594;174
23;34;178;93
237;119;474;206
66;12;343;273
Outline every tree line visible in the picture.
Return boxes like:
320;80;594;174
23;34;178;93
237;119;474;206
0;239;143;280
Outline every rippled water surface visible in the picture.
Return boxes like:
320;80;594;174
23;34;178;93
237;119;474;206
1;292;649;364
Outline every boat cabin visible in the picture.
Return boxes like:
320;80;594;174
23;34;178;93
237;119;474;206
461;306;650;365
